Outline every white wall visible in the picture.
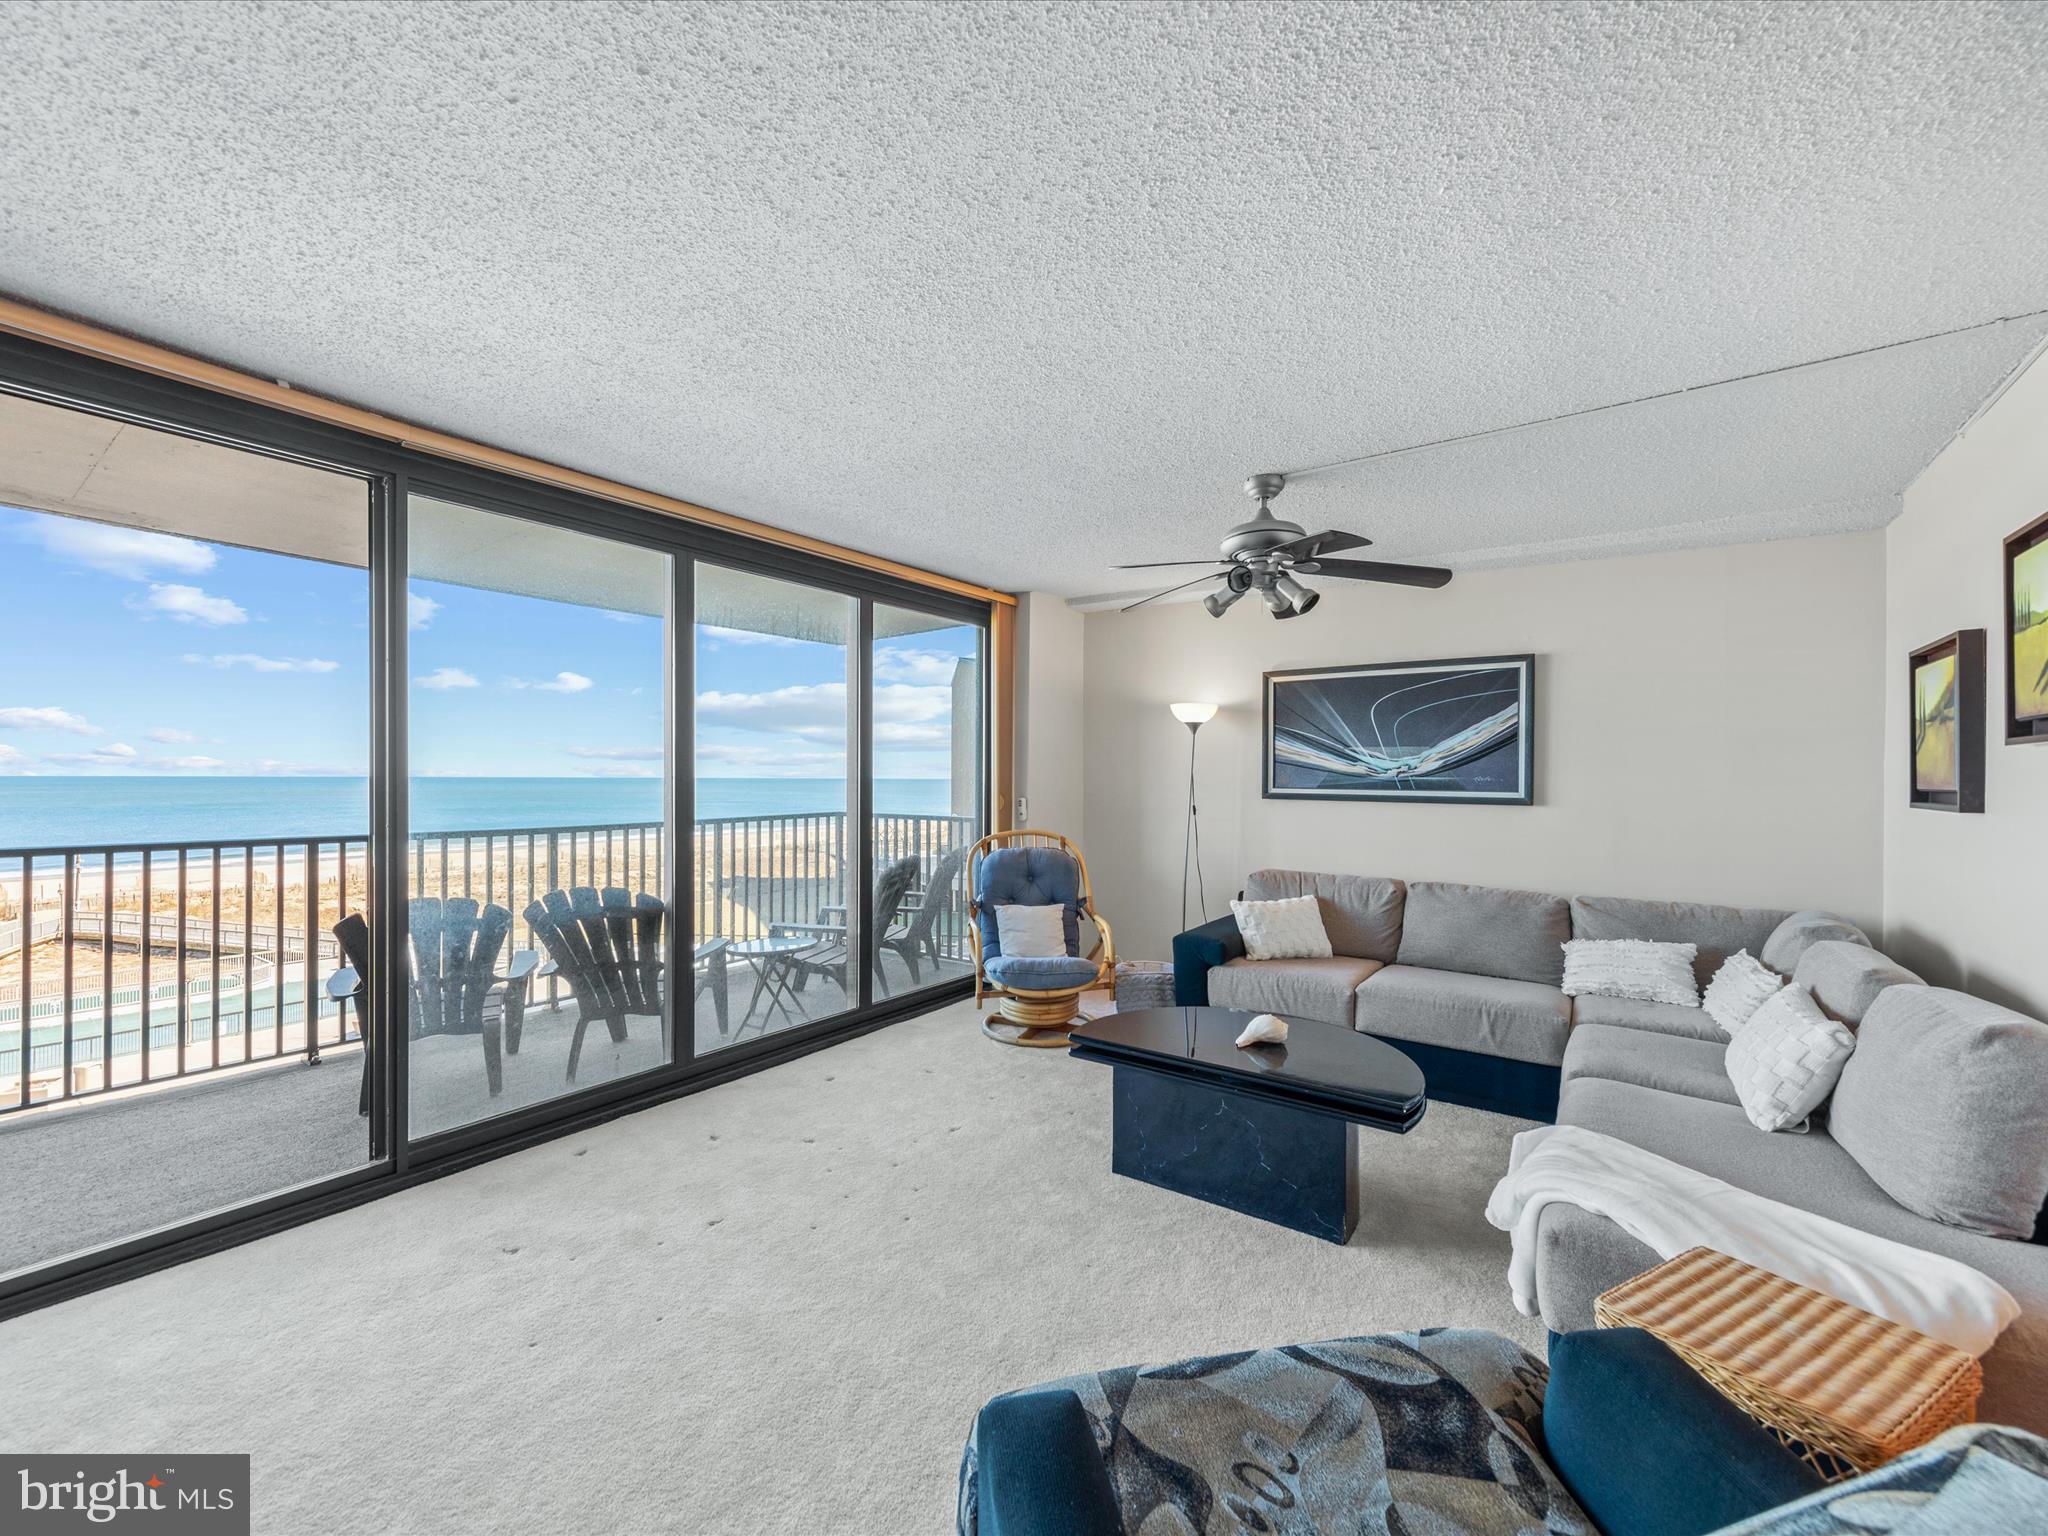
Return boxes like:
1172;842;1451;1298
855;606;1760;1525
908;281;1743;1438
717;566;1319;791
1016;590;1087;843
1883;345;2048;1016
1080;533;1888;959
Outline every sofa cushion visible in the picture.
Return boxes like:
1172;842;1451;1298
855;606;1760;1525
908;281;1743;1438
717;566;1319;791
1396;880;1571;987
1355;963;1573;1066
1207;955;1382;1028
1544;1328;1822;1536
1550;1078;2048;1436
1561;1024;1741;1105
1243;868;1405;963
1570;894;1788;992
1570;993;1724;1043
1759;909;1870;975
1791;940;1923;1027
957;1329;1584;1536
1830;986;2048;1241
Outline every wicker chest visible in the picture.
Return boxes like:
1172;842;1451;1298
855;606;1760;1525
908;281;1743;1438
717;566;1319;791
1112;961;1178;1011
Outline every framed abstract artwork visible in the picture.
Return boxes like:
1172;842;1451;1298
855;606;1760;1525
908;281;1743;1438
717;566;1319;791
2004;509;2048;745
1263;654;1534;804
1907;629;1985;813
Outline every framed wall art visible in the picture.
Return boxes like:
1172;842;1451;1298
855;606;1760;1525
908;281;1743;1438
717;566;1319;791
1908;629;1985;813
1263;654;1534;805
2004;508;2048;745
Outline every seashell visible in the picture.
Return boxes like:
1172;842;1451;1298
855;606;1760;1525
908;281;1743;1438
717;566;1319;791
1235;1013;1289;1047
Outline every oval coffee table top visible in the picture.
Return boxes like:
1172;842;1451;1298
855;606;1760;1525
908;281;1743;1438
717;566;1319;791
1068;1006;1426;1129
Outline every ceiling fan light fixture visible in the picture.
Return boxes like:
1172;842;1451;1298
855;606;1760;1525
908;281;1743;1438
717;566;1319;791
1259;580;1292;616
1201;583;1245;618
1273;571;1319;615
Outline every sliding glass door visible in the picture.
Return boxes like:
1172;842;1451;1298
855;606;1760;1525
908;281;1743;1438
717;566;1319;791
0;329;992;1308
692;563;857;1052
405;493;674;1139
871;605;984;1004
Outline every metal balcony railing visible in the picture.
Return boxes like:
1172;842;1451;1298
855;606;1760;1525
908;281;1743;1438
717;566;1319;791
0;810;977;1113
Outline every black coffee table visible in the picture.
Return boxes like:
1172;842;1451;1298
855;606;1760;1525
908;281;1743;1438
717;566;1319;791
1068;1007;1426;1244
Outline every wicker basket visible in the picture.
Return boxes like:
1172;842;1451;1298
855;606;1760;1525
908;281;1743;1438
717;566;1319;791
1596;1247;1981;1479
1112;961;1177;1011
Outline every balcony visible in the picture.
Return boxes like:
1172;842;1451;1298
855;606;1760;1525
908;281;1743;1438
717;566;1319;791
0;809;975;1278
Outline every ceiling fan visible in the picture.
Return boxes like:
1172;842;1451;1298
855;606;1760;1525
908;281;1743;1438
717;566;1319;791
1117;473;1452;618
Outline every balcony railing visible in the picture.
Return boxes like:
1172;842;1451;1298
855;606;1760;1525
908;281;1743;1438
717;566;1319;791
1;810;977;1113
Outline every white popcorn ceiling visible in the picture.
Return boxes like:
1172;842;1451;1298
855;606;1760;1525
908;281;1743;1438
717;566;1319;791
1;1;2045;603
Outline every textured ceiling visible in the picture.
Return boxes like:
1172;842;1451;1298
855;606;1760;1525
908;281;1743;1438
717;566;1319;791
1;1;2044;601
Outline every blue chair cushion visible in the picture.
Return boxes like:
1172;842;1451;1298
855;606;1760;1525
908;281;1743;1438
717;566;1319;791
984;954;1100;992
1543;1329;1821;1536
975;846;1084;957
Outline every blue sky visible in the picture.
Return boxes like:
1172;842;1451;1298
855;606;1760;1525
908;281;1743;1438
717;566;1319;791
0;505;976;781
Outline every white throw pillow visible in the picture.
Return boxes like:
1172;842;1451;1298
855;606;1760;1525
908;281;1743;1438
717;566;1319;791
1559;939;1699;1008
1703;949;1784;1038
1230;895;1333;961
1725;985;1856;1134
993;903;1067;958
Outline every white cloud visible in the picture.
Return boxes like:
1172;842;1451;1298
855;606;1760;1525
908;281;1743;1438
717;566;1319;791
183;653;340;674
134;582;247;626
43;744;230;771
146;727;198;744
0;743;26;765
416;666;479;690
573;762;662;779
694;743;849;774
0;706;102;736
408;590;441;630
695;680;952;743
24;518;216;580
872;647;967;686
507;671;594;694
566;746;663;761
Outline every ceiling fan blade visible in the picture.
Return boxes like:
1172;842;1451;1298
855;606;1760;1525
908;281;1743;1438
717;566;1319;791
1312;557;1453;589
1119;571;1228;612
1269;528;1372;560
1112;559;1230;570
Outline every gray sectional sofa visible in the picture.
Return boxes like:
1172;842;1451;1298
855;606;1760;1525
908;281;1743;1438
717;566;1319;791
1171;868;2048;1431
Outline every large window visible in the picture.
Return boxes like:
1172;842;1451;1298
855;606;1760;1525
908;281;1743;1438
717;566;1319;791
0;391;375;1280
0;336;990;1307
405;495;675;1139
871;605;984;1005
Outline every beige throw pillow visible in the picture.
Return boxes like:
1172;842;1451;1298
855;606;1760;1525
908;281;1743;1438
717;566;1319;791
1230;895;1333;961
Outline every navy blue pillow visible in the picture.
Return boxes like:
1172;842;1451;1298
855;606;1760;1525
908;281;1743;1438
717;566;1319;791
1543;1329;1822;1536
973;1388;1121;1536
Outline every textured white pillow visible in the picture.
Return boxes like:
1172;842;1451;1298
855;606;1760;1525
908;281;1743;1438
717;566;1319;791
1725;985;1856;1134
994;903;1067;958
1559;939;1699;1008
1230;895;1333;961
1703;949;1784;1038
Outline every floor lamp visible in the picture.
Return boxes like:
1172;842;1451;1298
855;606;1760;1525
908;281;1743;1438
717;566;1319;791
1170;702;1218;931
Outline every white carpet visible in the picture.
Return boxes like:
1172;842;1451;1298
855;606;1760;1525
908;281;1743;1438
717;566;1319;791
0;999;1541;1534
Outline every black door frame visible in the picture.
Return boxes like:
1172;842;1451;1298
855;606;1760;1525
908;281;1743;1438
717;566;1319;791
0;332;989;1317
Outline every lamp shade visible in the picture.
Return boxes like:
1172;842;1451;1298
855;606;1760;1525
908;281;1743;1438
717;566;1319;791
1169;701;1219;725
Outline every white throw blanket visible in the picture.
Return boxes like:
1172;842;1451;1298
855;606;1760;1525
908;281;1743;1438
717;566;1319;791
1485;1124;2020;1357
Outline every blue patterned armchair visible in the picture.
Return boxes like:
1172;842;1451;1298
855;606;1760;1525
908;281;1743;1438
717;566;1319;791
968;830;1114;1046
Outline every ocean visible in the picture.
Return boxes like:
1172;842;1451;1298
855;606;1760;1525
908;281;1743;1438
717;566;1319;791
0;776;959;853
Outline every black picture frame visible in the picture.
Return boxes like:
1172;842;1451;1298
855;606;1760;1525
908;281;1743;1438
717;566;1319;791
1262;653;1535;805
2003;508;2048;746
1907;629;1985;813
